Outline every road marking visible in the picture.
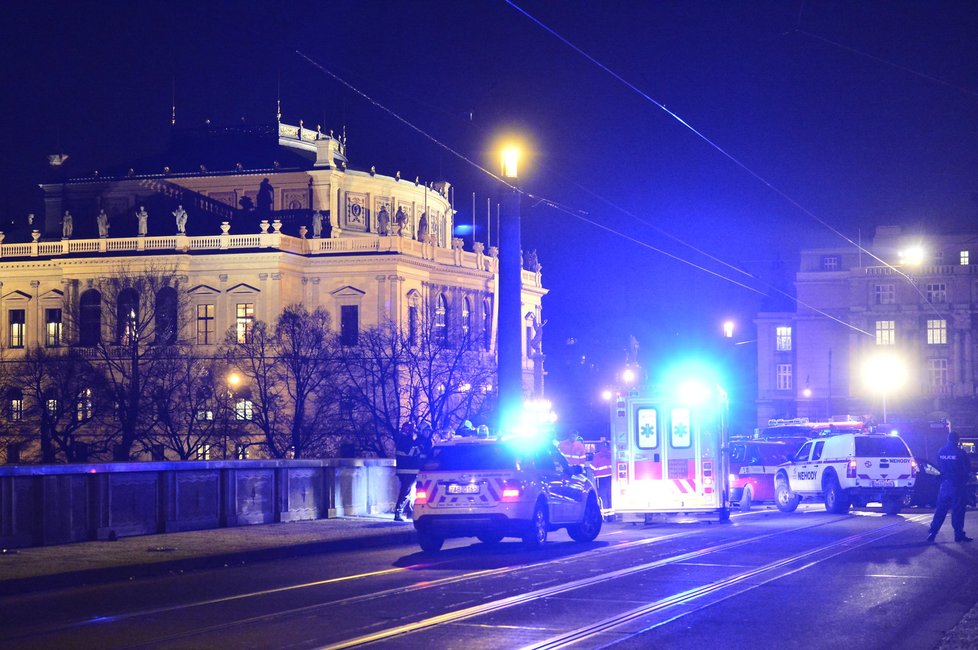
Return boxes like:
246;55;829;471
524;514;931;649
318;516;856;649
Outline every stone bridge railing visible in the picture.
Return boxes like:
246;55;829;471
0;458;396;549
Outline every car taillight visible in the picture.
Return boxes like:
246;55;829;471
415;489;428;505
501;486;521;501
847;459;857;479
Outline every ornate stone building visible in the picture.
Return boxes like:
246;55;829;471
756;225;978;434
0;121;548;461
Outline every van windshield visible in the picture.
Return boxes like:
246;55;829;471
422;444;521;471
855;437;911;457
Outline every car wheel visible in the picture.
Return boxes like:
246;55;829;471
823;473;850;514
775;478;800;513
568;496;603;542
523;502;549;549
739;485;753;513
882;497;902;516
477;532;505;545
417;529;444;553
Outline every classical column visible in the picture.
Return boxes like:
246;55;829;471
375;275;387;322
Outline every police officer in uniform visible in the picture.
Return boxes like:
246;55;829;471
394;422;422;522
927;431;973;543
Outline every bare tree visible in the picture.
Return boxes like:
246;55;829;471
14;346;107;463
148;354;224;460
225;305;341;459
78;265;192;461
336;309;496;456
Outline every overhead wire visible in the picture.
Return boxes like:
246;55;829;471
295;48;871;337
503;0;950;326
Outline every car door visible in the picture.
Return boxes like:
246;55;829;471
790;441;815;493
536;447;579;523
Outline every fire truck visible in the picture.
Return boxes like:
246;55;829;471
609;382;730;522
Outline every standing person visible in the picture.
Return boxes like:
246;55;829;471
394;422;422;522
557;430;587;469
927;431;973;543
589;439;613;508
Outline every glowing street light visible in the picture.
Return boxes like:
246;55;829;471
601;389;614;401
621;367;636;385
862;354;908;423
501;144;521;180
899;245;925;266
722;320;735;339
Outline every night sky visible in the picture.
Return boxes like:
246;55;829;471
3;1;977;429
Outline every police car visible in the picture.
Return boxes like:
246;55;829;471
412;437;603;552
774;432;916;515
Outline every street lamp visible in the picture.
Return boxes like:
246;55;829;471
722;320;735;339
226;371;242;459
862;354;907;423
497;138;524;433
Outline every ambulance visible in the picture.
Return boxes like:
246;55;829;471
609;381;730;521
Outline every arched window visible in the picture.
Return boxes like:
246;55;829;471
155;286;178;345
461;297;472;341
79;289;102;346
434;293;449;348
117;288;139;345
482;298;492;351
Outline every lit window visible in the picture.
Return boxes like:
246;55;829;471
9;395;24;421
76;388;93;421
821;255;840;271
235;303;254;343
462;298;471;339
927;319;947;345
45;308;63;347
483;299;492;351
234;398;253;421
196;304;215;345
46;398;58;416
196;410;214;421
928;358;948;388
776;364;792;390
775;326;792;352
875;320;896;346
873;284;895;305
340;305;359;346
117;289;139;345
434;294;448;348
926;283;946;304
961;251;970;266
195;444;212;460
8;309;26;349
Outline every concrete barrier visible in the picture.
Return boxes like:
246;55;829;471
0;459;397;549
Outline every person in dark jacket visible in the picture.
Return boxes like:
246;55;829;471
394;422;423;521
927;431;973;543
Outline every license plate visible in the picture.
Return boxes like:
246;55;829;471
872;479;895;488
447;483;480;495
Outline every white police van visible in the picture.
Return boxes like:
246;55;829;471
775;432;917;515
412;437;602;552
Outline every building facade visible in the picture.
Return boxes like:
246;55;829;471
0;121;547;462
756;225;978;434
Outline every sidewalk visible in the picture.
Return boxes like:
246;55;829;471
0;515;417;596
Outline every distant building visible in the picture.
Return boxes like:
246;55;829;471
0;120;547;462
756;225;977;434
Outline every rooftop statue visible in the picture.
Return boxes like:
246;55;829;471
173;204;188;234
311;210;323;238
62;210;73;239
136;206;148;236
97;209;110;238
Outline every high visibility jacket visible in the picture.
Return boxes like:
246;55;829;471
589;447;612;479
558;439;587;467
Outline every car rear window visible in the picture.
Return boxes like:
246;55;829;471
855;437;911;457
422;444;521;471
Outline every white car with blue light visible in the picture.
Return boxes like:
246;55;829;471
412;437;603;552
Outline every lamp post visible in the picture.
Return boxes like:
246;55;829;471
226;371;241;459
497;143;523;432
